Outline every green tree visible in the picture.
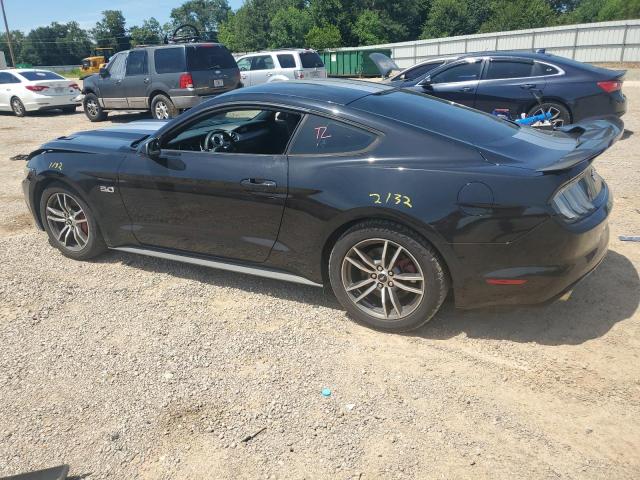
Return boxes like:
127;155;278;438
479;0;557;33
169;0;231;40
19;22;92;65
569;0;640;23
269;6;313;48
93;10;130;52
597;0;640;21
422;0;490;38
353;10;388;45
305;24;342;50
0;30;25;66
130;18;165;46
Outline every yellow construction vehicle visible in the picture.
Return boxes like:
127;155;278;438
80;47;114;79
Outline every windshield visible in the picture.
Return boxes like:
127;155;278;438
187;45;237;70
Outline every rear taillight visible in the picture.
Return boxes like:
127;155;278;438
551;168;604;222
25;85;49;92
597;80;622;93
179;73;194;89
294;70;304;79
69;83;79;90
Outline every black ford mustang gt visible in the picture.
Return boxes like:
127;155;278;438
22;80;622;331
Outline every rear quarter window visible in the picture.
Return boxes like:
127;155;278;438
187;45;237;70
154;48;186;74
532;62;560;76
300;52;324;68
19;71;64;81
290;115;376;155
277;54;296;69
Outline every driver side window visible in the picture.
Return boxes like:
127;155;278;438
162;107;302;155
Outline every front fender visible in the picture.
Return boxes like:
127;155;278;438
25;150;135;247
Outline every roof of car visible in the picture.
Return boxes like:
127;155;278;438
238;48;318;57
222;79;392;105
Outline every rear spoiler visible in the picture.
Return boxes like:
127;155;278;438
369;53;400;78
537;116;624;173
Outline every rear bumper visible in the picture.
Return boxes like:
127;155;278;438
452;185;612;309
170;92;228;109
572;91;626;123
24;95;81;112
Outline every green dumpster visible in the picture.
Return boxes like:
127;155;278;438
320;49;392;77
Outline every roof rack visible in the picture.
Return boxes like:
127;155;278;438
165;24;204;44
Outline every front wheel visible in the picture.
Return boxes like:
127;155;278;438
329;221;449;332
83;93;107;122
527;101;571;127
39;184;106;260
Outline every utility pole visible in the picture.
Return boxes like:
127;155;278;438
0;0;16;67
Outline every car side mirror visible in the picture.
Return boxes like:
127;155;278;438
99;67;109;77
144;138;161;160
420;76;432;88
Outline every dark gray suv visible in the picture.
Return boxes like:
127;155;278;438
82;43;241;121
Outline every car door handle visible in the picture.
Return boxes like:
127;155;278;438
143;77;150;84
520;83;536;89
241;178;276;189
266;73;272;77
460;86;473;92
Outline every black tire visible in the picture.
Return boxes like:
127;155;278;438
527;101;571;127
11;97;26;117
151;94;178;120
62;105;77;114
39;183;107;261
329;220;449;332
83;93;107;122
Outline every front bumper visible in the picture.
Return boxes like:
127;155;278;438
452;186;612;309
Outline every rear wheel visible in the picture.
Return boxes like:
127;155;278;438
83;93;107;122
527;101;571;127
39;184;106;260
329;221;448;332
151;94;178;119
11;97;26;117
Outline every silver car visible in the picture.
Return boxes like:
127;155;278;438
235;49;327;86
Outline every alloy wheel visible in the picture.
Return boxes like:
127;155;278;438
341;238;425;320
45;193;90;251
154;101;169;119
11;98;24;115
86;99;99;117
531;105;565;127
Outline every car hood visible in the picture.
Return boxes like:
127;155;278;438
477;117;624;172
38;120;168;155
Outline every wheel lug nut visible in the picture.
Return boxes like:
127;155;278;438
371;273;377;279
388;281;394;287
377;266;383;271
388;271;393;276
377;283;383;289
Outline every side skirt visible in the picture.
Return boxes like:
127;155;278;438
111;246;323;287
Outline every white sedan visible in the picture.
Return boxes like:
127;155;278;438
0;69;81;117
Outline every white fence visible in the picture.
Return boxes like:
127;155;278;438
325;19;640;68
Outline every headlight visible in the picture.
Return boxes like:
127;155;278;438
24;165;35;180
551;167;604;222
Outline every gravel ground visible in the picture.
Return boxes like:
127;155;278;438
0;86;639;480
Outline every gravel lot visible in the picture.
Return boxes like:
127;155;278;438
0;85;639;480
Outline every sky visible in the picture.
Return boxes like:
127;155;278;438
3;0;245;32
